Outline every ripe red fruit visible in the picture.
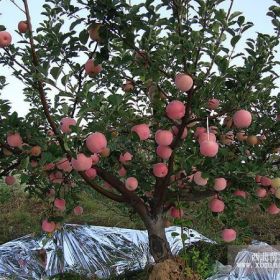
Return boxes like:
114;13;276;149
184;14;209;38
193;171;208;186
43;163;55;171
156;145;173;160
56;158;72;173
155;130;173;146
221;229;236;242
131;124;150;140
125;177;138;191
256;188;267;198
194;127;206;138
255;175;261;183
171;126;188;139
198;132;216;144
260;176;271;187
153;163;168;178
118;166;127;177
86;132;107;153
0;31;12;48
233;189;247;198
267;203;280;215
5;176;16;186
7;132;23;148
175;73;193;92
71;153;92;171
54;198;66;211
119;152;133;164
91;153;100;165
233;110;252;128
18;21;29;33
214;178;227;191
207;98;220;110
209;198;225;213
49;171;64;184
200;140;219;157
170;207;183;218
42;220;56;233
85;168;97;179
73;206;83;215
166;100;186;120
60;117;77;133
85;59;102;76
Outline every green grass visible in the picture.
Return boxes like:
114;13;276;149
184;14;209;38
0;182;143;245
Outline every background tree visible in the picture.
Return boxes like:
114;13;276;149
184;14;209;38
0;0;280;273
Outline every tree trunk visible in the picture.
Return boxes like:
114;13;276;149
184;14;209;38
146;214;172;263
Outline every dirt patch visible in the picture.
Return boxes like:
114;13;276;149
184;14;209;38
148;257;202;280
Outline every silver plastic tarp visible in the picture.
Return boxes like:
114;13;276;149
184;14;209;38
207;241;280;280
0;224;213;279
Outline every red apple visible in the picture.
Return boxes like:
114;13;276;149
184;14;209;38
7;132;23;148
221;229;236;242
233;189;247;198
155;130;173;146
56;158;72;173
200;140;219;157
209;198;225;213
193;171;208;186
260;176;271;187
267;203;280;214
156;145;173;160
125;177;138;191
207;98;220;110
256;188;267;198
54;198;66;211
42;220;56;233
214;178;227;191
86;132;107;153
85;168;97;179
0;31;12;48
233;110;252;128
60;117;76;133
119;152;133;164
84;59;102;76
198;132;216;144
171;126;188;139
73;206;83;215
71;153;92;171
5;175;16;186
175;73;193;92
118;166;127;177
170;207;183;218
18;21;29;33
153;163;168;178
166;100;186;120
131;124;150;140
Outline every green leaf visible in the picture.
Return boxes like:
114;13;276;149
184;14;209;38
50;67;62;80
230;35;241;47
237;16;245;26
79;29;89;45
107;94;123;106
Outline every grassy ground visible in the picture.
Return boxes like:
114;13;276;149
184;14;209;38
0;182;143;245
2;181;280;279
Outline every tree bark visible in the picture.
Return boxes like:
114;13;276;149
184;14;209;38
146;214;172;263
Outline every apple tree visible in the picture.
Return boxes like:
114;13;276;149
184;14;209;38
0;0;280;266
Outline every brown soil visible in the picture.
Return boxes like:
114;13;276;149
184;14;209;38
148;257;202;280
